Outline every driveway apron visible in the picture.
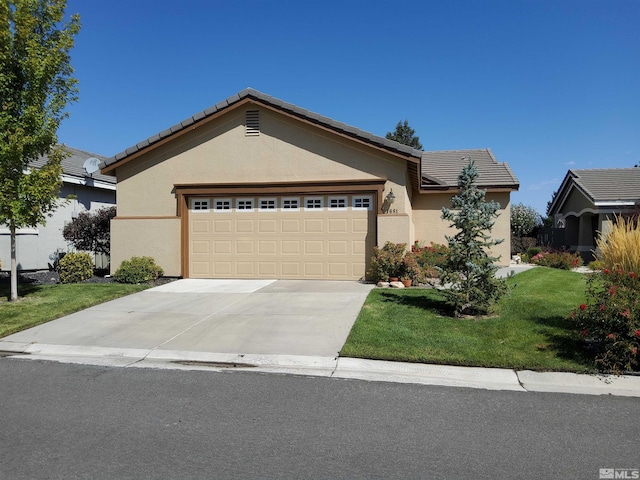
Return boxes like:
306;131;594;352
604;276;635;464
3;279;374;357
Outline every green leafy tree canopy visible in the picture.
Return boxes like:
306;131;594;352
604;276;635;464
0;0;80;300
385;119;423;150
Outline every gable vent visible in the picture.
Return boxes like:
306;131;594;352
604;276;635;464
245;110;260;136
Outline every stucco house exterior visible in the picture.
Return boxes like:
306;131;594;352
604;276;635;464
547;168;640;259
101;89;519;280
0;146;116;271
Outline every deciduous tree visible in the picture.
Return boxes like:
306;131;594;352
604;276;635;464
510;202;542;238
0;0;80;300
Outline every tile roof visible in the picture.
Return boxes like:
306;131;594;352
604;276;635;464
567;168;640;202
103;88;424;170
420;149;519;190
30;146;115;185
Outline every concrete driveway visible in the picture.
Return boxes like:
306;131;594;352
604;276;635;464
3;279;374;358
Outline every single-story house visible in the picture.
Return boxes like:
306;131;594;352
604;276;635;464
0;146;116;271
101;88;519;280
547;168;640;258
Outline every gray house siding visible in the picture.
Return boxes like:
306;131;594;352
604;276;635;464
0;147;116;272
0;183;115;271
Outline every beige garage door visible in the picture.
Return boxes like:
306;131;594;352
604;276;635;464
188;194;375;280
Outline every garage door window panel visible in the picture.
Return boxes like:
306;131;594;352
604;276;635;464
259;198;277;211
352;196;372;210
236;198;254;212
305;197;324;211
328;196;347;210
192;199;210;212
214;199;232;212
281;197;300;211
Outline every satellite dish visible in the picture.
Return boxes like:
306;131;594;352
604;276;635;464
83;157;101;176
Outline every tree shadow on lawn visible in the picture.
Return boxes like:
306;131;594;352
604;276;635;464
0;282;45;302
378;290;455;316
377;290;596;370
530;314;595;370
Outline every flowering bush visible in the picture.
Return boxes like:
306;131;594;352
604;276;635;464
367;242;407;281
571;269;639;373
530;250;583;270
411;242;449;278
400;251;422;282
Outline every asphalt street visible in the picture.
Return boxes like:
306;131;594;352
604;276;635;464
1;358;638;480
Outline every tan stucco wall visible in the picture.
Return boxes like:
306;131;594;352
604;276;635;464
111;218;181;276
378;214;412;246
111;104;415;275
114;106;411;217
411;191;512;266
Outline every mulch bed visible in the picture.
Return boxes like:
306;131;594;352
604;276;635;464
0;270;177;286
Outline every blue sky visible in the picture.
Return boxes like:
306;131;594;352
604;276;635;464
58;0;639;215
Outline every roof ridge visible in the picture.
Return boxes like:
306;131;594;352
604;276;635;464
572;167;640;173
104;89;423;168
423;148;489;154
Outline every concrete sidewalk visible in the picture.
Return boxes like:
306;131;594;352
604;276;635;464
1;342;639;397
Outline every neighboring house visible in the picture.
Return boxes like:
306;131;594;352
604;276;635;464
101;88;519;280
0;146;116;271
547;168;640;259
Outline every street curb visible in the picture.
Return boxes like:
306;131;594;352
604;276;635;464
516;370;640;397
334;357;525;391
1;341;639;397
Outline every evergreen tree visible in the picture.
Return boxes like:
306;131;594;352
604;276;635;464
0;0;80;300
385;119;423;150
439;159;507;316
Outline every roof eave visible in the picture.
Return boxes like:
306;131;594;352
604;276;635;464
101;88;423;175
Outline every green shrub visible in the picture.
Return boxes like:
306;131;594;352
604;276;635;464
530;251;583;270
588;259;606;271
571;269;639;373
511;235;537;256
114;256;164;284
526;246;542;259
58;252;94;284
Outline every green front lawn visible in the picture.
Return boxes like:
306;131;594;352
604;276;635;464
0;282;151;338
341;268;594;372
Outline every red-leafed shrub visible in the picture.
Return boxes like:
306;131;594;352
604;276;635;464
571;269;639;373
530;251;583;270
411;242;449;278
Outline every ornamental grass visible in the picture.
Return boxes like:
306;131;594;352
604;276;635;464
596;215;640;274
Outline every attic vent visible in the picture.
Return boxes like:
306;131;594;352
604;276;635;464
245;110;260;136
